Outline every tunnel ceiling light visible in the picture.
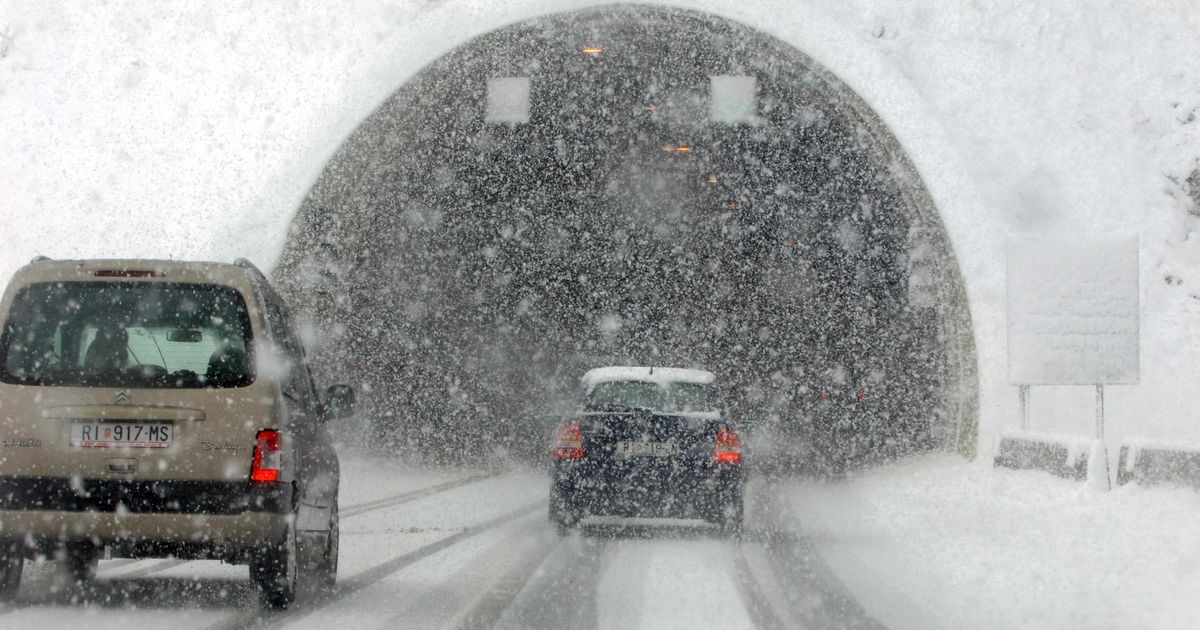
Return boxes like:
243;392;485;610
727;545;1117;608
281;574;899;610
706;176;720;185
581;46;604;57
660;144;693;154
723;200;740;209
644;104;661;113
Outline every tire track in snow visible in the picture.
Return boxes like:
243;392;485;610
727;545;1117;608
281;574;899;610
341;469;502;517
0;470;504;617
0;554;201;614
0;558;196;615
452;528;559;630
748;478;886;630
731;544;789;630
109;558;189;580
204;501;543;630
484;531;608;630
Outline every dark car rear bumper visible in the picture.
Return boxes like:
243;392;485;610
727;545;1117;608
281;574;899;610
551;461;743;519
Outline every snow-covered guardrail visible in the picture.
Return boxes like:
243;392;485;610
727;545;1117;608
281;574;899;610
1116;439;1200;490
993;431;1109;489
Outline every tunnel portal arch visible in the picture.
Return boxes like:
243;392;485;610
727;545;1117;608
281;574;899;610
275;5;978;465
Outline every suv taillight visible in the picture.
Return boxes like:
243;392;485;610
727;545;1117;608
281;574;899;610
250;429;283;482
553;422;585;460
714;426;741;465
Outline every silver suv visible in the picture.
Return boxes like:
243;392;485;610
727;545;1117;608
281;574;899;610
0;258;354;608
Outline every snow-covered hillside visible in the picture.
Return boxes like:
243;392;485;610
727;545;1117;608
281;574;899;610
1;0;1198;448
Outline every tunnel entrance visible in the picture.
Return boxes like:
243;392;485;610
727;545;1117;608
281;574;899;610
275;6;977;469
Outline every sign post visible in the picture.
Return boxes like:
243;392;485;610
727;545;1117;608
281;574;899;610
1019;384;1031;430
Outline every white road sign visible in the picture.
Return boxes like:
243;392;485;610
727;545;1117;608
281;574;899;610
1007;235;1140;385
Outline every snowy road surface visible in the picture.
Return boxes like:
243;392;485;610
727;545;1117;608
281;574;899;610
7;451;1193;629
0;452;880;630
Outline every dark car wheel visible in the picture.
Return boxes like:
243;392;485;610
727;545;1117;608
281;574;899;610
718;499;744;537
0;541;23;601
251;519;299;609
549;485;581;535
703;495;744;538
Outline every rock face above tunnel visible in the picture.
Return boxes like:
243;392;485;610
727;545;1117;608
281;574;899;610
273;5;977;465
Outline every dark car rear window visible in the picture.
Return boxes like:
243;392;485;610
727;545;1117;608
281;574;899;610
584;381;665;411
0;281;254;388
583;380;724;413
665;382;724;413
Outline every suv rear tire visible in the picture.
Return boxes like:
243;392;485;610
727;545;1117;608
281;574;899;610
251;520;299;609
317;502;339;588
63;542;99;584
549;486;580;535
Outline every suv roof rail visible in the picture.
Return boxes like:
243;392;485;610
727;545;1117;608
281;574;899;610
233;257;265;276
29;255;51;264
233;257;284;306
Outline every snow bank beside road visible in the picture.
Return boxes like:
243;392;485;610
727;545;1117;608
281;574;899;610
787;454;1200;630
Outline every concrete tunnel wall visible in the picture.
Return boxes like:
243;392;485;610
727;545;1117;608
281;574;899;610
273;2;987;460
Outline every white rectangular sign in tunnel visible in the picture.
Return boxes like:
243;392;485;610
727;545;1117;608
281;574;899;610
485;77;531;124
1007;235;1140;385
709;75;758;124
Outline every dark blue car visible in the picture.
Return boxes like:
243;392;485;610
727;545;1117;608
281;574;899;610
549;366;745;535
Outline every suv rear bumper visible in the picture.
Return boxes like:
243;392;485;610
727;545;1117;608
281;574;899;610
0;476;292;551
0;509;284;547
0;476;291;514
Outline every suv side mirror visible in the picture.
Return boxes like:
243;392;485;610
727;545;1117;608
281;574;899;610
323;384;355;421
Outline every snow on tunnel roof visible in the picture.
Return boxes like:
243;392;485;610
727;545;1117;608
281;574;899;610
580;366;718;389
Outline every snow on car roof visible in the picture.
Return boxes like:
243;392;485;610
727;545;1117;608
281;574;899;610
580;366;717;389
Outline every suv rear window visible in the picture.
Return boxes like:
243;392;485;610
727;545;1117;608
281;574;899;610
0;281;254;388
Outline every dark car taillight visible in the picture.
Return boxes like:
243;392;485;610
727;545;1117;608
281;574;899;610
714;426;741;465
250;429;283;482
553;422;585;460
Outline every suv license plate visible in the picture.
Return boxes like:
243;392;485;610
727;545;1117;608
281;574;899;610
615;441;677;458
71;421;173;448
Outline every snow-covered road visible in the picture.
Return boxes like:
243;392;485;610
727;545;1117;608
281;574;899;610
7;450;1194;629
0;452;879;630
